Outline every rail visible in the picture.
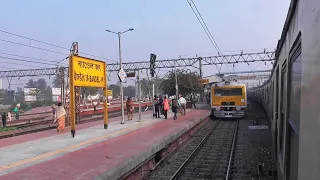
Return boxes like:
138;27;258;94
169;120;221;180
168;119;239;180
225;119;239;180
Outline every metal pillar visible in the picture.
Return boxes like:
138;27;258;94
175;58;179;99
106;28;134;124
138;70;142;121
60;67;65;106
135;70;138;102
117;32;125;124
198;56;203;102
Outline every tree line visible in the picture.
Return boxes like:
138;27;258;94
0;69;203;109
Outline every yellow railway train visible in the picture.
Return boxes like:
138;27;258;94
210;80;247;118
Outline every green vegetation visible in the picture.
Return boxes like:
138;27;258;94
0;127;17;132
160;69;202;96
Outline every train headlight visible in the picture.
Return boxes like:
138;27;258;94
215;107;220;111
236;107;241;111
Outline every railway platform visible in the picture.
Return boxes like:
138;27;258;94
0;104;210;180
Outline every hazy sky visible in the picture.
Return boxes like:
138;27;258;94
0;0;290;90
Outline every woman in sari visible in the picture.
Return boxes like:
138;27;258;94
54;102;66;133
126;98;134;120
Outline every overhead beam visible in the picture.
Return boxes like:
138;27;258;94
0;51;275;78
215;69;272;76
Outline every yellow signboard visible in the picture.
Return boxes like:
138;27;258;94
107;90;113;97
70;56;107;88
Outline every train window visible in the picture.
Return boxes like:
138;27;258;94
214;88;242;96
289;46;302;134
286;37;301;180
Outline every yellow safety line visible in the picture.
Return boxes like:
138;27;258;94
0;122;147;171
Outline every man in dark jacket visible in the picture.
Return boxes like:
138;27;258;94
190;95;196;109
171;97;179;120
159;96;164;115
2;112;7;128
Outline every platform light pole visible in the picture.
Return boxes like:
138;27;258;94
106;28;134;124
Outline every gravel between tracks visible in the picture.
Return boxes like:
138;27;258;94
148;100;276;180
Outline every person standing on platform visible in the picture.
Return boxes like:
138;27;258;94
159;96;164;115
153;95;160;118
2;112;7;128
171;96;180;120
162;96;169;119
93;101;97;114
7;111;12;122
51;104;56;120
190;95;197;109
54;102;66;133
126;98;134;120
178;95;187;115
13;104;20;120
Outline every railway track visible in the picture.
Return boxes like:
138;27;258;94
0;106;153;139
149;119;239;180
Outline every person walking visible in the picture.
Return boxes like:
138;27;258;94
13;104;20;120
159;96;164;115
54;102;66;133
171;96;180;120
126;98;134;120
7;111;12;122
162;96;169;119
179;95;187;115
51;104;56;120
153;95;160;118
2;112;7;128
93;101;97;114
190;95;197;109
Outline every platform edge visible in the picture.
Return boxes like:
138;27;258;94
95;111;211;180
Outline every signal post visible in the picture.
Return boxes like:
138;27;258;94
69;55;108;138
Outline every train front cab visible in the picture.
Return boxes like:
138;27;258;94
210;84;247;119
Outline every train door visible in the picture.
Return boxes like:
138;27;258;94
279;61;287;173
274;67;279;158
271;82;274;121
285;37;301;180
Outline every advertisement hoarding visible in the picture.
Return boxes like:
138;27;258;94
52;88;61;96
24;88;37;102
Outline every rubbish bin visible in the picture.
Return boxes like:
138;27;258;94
186;101;192;109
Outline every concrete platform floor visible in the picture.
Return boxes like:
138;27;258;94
0;108;205;179
0;110;152;148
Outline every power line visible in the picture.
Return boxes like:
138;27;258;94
0;38;69;56
0;29;117;62
0;52;66;64
0;60;54;69
189;0;223;55
0;56;58;66
186;0;230;73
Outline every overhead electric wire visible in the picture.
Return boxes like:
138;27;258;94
186;0;232;73
189;0;222;55
0;56;59;66
0;60;55;69
0;52;66;64
0;29;117;62
0;38;69;55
